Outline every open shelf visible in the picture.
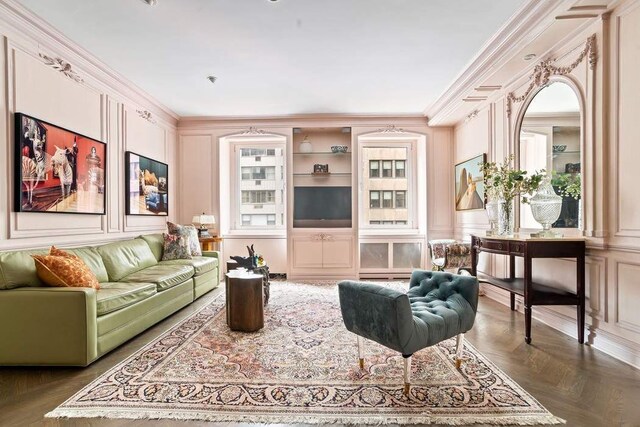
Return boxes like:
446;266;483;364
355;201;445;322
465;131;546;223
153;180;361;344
293;152;351;156
553;150;580;154
293;172;352;177
479;276;579;305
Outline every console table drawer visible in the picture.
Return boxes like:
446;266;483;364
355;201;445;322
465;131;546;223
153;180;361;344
509;242;524;255
477;239;507;253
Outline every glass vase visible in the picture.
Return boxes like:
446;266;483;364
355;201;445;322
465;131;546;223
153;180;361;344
530;177;563;237
485;198;500;236
497;199;514;236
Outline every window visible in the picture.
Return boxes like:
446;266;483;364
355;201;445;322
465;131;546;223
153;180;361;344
370;191;381;208
242;190;275;204
360;144;413;229
382;161;393;177
240;166;275;181
382;191;393;208
369;161;380;178
395;190;406;208
232;144;285;231
240;148;277;157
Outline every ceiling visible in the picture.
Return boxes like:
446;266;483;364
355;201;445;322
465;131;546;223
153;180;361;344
18;0;526;117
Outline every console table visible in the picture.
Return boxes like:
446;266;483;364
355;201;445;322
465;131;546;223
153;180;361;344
470;235;586;344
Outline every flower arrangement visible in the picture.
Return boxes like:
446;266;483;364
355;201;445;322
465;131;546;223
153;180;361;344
480;155;545;204
480;155;545;235
551;172;581;200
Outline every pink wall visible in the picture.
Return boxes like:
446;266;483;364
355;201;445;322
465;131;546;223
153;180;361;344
452;0;640;368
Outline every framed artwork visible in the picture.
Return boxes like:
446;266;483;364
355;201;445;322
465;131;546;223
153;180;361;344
15;112;106;214
455;153;486;211
125;151;168;216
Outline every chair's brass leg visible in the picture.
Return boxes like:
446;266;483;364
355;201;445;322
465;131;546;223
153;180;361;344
455;333;464;369
403;354;412;396
357;336;364;370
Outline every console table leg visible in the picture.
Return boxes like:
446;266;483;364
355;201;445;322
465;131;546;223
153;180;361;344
525;305;532;344
510;293;516;311
578;304;585;344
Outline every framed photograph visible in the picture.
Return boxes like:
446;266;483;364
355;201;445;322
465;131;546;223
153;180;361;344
455;153;486;211
313;163;329;174
15;112;106;214
125;151;168;216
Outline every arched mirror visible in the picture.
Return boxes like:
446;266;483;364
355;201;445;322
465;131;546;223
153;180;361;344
519;80;582;231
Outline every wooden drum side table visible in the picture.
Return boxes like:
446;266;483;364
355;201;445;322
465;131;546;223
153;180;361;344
225;272;264;332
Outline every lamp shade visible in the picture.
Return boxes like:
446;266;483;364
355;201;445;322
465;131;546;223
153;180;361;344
192;213;216;225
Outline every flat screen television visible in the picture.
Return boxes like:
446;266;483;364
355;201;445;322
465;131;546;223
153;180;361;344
294;186;352;228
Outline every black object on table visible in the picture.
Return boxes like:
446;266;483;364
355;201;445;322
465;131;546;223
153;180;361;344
227;259;270;305
471;234;586;345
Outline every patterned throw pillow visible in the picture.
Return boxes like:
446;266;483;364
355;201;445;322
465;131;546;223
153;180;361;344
161;233;192;261
32;247;100;289
166;221;201;256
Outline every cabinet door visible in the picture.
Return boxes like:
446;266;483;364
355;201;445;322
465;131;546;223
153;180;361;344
292;236;324;268
322;235;353;268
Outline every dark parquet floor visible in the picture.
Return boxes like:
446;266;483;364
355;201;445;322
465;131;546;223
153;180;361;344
1;286;639;427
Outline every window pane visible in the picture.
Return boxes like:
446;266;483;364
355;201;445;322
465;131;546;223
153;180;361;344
361;146;410;228
382;161;393;177
369;160;380;178
383;191;393;208
370;191;380;208
236;146;285;230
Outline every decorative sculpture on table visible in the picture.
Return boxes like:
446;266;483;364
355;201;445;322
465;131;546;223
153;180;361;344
230;245;257;269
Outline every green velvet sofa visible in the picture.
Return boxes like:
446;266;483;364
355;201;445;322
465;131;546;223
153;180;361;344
0;234;220;367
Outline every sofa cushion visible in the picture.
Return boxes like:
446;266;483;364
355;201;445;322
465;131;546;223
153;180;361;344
97;282;157;316
32;252;100;290
161;233;192;261
138;234;164;262
0;249;47;289
122;264;194;291
65;247;109;283
159;256;217;276
167;222;202;256
96;239;157;281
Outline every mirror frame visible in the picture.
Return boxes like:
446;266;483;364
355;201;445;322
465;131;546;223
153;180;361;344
513;75;586;236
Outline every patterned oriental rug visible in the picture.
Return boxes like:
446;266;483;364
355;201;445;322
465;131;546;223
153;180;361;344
47;281;564;425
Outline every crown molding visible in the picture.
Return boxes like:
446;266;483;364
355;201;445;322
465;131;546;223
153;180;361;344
178;113;429;130
425;0;573;126
0;0;179;126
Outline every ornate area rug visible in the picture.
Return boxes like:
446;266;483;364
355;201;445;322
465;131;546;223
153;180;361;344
47;281;563;425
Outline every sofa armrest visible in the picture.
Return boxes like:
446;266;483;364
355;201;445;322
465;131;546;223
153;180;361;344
0;287;97;366
338;280;415;355
201;250;220;260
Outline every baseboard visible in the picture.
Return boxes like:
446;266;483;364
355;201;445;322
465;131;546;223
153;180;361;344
482;286;640;370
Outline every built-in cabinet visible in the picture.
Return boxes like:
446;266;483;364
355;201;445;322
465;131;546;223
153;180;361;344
288;127;357;279
292;232;354;270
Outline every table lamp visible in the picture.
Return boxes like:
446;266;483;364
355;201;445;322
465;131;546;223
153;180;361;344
192;213;216;238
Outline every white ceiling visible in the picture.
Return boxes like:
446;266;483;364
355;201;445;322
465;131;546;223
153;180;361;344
18;0;526;117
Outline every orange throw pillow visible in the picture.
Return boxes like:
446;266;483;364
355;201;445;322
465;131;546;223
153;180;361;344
49;246;80;259
32;247;100;290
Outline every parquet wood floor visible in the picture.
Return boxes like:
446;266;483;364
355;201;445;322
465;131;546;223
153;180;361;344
1;289;638;427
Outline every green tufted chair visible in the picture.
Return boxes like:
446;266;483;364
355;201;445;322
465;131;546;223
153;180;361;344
338;270;479;395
